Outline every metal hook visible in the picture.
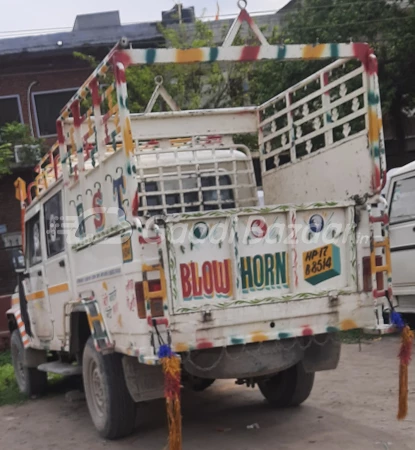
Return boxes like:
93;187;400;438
94;181;101;190
116;167;123;176
154;75;164;86
123;199;130;207
86;189;92;196
69;200;76;207
105;174;113;182
77;194;83;201
237;0;247;10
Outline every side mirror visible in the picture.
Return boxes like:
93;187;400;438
11;248;25;273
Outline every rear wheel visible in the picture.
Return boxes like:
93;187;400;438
82;337;135;439
258;362;315;407
10;330;47;397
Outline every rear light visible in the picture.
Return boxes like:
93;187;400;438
135;282;146;319
362;256;384;292
135;280;164;319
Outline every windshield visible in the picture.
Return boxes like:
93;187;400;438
390;176;415;224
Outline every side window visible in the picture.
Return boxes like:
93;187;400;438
26;213;42;266
390;176;415;224
44;192;65;257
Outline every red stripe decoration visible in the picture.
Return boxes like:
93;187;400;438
56;120;65;144
239;8;253;26
114;61;127;84
240;46;261;61
70;100;82;128
352;43;378;75
15;310;30;348
113;51;132;70
89;78;101;107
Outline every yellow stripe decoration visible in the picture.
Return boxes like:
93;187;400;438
123;117;135;155
48;283;70;295
302;44;326;59
26;290;45;301
368;109;380;143
175;48;204;63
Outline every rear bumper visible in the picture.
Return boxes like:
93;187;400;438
169;291;376;352
395;295;415;314
182;334;341;379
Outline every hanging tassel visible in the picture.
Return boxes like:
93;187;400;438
158;344;182;450
392;311;414;420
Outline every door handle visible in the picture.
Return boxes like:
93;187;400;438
59;260;65;268
37;270;42;276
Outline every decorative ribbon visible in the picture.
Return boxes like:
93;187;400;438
391;311;414;420
158;344;182;450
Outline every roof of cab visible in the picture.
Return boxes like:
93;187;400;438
382;161;415;195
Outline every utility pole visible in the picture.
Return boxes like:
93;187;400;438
178;2;182;24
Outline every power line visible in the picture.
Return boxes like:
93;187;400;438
0;0;410;38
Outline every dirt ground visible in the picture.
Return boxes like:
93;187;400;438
1;336;414;450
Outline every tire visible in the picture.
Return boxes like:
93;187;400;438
258;362;315;407
82;337;135;439
10;330;48;397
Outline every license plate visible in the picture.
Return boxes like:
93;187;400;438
302;244;341;285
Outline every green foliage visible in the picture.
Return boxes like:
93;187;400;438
74;1;415;144
0;123;46;177
249;0;415;129
73;51;98;68
0;351;25;406
0;142;13;177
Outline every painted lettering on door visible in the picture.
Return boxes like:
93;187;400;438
180;259;233;301
240;252;288;293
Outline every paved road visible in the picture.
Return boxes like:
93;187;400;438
1;336;414;450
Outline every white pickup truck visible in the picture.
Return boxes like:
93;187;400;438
8;3;392;441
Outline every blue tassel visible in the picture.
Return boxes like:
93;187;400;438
392;310;405;330
158;344;173;359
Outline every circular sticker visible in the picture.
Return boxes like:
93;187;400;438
251;219;267;238
309;214;324;233
193;222;209;240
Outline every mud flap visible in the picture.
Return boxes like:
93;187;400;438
302;334;341;373
18;275;32;337
122;355;165;403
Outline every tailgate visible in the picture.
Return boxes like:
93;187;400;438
165;203;356;314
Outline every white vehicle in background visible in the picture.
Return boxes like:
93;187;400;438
385;162;415;313
7;2;393;441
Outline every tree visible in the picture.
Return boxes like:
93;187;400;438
0;122;45;177
249;0;415;149
76;19;254;112
126;20;254;112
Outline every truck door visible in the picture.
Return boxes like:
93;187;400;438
43;190;72;342
388;174;415;298
25;210;54;340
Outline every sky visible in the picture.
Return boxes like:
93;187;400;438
0;0;290;35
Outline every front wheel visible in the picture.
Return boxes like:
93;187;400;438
82;337;135;439
10;330;47;397
258;362;315;407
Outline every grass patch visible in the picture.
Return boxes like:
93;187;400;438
0;351;26;406
339;329;386;344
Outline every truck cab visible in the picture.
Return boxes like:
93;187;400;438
385;162;415;313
